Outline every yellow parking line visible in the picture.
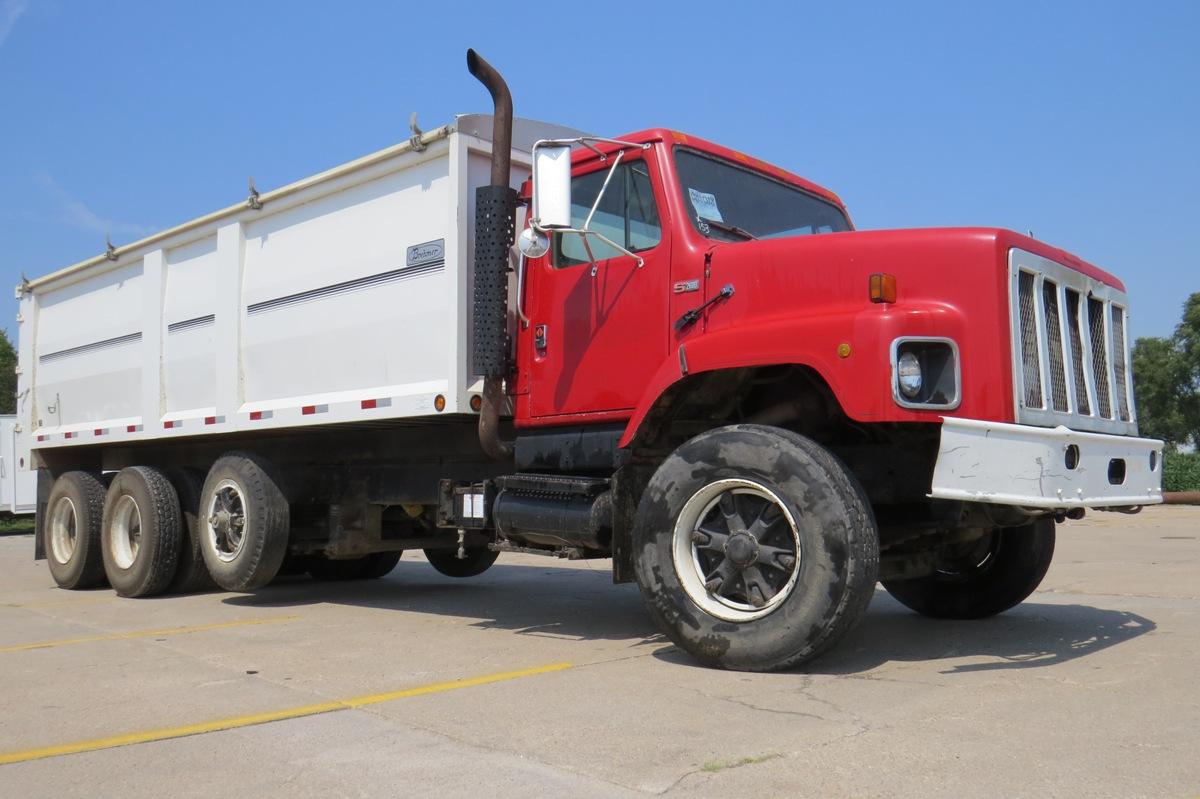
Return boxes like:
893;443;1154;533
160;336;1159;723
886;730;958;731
0;661;573;765
0;616;300;654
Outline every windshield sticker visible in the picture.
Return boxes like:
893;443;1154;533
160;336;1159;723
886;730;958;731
688;188;724;222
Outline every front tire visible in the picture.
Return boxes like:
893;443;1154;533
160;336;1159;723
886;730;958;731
632;425;879;672
881;518;1056;619
425;546;498;578
199;452;290;592
44;471;108;590
308;552;402;581
101;466;182;598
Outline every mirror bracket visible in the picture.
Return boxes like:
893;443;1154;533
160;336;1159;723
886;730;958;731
526;137;652;271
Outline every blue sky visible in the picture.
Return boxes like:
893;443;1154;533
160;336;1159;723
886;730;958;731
1;1;1196;343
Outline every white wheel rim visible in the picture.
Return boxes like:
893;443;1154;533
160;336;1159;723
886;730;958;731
49;496;78;565
205;478;247;563
109;494;142;570
672;478;802;623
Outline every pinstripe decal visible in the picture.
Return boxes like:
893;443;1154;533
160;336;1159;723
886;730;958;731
39;332;142;363
246;260;444;317
167;314;215;333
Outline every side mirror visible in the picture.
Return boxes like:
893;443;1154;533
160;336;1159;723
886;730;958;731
532;144;572;229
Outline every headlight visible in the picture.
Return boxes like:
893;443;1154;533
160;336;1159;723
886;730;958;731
891;338;961;409
897;351;923;398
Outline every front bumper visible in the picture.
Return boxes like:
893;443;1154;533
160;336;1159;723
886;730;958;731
930;417;1163;509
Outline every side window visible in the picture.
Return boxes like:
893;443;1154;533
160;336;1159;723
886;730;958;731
554;161;662;268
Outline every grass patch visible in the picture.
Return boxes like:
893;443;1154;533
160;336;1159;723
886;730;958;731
701;753;782;773
1162;450;1200;492
0;514;35;534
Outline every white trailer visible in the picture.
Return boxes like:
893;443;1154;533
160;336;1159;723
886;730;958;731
0;416;35;514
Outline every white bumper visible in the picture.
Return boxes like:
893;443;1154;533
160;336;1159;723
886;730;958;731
930;417;1163;509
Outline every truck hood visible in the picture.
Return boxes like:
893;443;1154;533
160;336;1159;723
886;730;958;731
692;226;1125;426
707;227;1123;292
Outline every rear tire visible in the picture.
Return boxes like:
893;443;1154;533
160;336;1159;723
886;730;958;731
44;471;108;590
101;466;182;598
881;518;1056;619
425;546;498;578
632;424;879;671
199;452;290;592
166;468;215;594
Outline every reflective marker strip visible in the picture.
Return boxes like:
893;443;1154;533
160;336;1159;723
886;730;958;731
163;420;179;429
0;662;572;765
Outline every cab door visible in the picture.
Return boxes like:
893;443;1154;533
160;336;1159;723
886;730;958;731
523;152;670;419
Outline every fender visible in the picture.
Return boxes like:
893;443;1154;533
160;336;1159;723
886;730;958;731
619;301;1009;449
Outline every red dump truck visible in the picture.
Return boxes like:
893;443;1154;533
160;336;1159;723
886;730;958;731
18;50;1162;670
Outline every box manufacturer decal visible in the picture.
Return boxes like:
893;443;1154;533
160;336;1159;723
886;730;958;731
407;239;445;268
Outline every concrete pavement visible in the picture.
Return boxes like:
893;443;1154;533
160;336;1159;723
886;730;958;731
1;506;1197;797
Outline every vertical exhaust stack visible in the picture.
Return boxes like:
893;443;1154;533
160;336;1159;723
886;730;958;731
467;48;516;460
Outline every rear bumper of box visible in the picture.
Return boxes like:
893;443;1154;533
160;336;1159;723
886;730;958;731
930;417;1163;509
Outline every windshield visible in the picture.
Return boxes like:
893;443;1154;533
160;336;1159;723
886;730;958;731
674;148;851;242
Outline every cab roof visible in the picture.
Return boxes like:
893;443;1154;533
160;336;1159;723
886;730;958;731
584;128;846;210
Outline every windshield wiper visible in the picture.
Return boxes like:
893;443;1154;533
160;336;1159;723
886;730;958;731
698;216;757;241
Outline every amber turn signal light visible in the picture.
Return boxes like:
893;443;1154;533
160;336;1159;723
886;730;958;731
869;273;897;304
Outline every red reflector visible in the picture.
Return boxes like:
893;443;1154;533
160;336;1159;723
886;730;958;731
64;432;74;439
127;425;137;433
37;435;46;441
302;405;317;415
361;399;377;410
250;411;263;421
164;421;176;429
205;416;217;425
94;429;104;436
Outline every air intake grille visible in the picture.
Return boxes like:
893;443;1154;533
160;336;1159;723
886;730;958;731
1088;297;1112;419
1042;281;1069;412
1112;306;1130;421
1011;259;1134;434
1017;271;1043;409
1065;289;1091;416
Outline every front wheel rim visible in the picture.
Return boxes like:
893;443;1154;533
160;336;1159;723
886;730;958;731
109;494;142;570
49;496;78;565
672;479;802;623
206;479;248;563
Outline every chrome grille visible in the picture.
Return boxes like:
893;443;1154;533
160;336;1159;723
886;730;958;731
1088;297;1112;419
1042;281;1069;412
1010;250;1136;435
1017;271;1042;408
1065;289;1090;415
1112;306;1130;421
